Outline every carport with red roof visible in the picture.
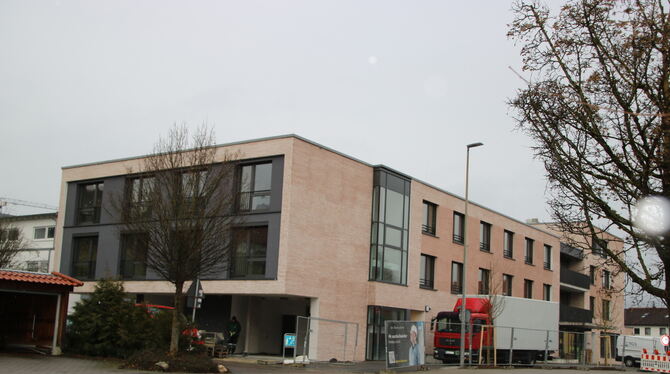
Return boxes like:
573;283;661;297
0;269;82;354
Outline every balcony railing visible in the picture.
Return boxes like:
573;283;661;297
560;268;591;289
559;304;593;323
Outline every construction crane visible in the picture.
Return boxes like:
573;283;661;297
0;197;58;215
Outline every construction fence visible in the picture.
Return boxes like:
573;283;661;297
293;316;359;363
419;322;625;368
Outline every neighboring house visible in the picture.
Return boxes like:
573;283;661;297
531;222;626;363
52;134;622;362
0;213;57;273
625;307;670;337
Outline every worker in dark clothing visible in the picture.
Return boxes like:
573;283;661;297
227;316;241;354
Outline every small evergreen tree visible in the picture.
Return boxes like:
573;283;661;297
67;279;153;357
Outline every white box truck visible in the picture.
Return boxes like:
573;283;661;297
433;296;559;364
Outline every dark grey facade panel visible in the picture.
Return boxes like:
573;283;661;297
60;155;284;282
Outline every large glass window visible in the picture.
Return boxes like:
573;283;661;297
127;176;154;218
480;221;491;252
503;273;513;296
525;238;534;264
77;182;104;224
420;254;435;289
231;226;268;278
369;169;410;285
451;261;463;294
453;212;464;244
72;236;98;280
544;244;552;270
238;163;272;212
119;233;148;279
366;306;408;361
503;230;514;259
478;268;490;294
422;201;437;235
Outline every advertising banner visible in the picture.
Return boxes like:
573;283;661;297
385;321;425;368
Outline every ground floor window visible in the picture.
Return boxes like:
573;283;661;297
366;305;408;361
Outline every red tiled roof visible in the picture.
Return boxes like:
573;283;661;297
0;269;83;287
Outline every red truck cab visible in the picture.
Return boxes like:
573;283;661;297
432;298;491;363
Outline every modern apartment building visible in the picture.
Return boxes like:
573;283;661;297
0;213;57;273
53;134;621;361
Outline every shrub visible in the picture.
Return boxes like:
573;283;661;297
67;279;155;357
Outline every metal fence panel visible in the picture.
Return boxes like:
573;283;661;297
294;316;358;362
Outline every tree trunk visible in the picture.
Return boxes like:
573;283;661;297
170;281;184;354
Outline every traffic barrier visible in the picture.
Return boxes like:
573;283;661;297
641;352;670;372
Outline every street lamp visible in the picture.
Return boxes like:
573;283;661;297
460;142;483;368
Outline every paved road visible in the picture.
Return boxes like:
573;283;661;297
0;352;633;374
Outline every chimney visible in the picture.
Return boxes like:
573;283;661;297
526;218;540;224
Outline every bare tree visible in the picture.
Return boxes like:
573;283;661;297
508;0;670;312
0;219;24;269
114;125;238;353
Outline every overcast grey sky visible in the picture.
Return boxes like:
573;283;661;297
0;0;549;220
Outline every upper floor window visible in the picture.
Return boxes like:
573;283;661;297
127;176;155;219
543;284;551;301
503;273;513;296
453;212;464;244
590;296;595;311
590;265;596;285
420;254;435;289
602;270;611;289
231;226;268;278
480;221;491;252
422;201;437;235
119;233;148;280
592;237;608;257
72;236;98;280
524;279;533;299
26;260;48;273
77;182;104;225
524;238;534;264
34;226;55;240
478;268;490;294
451;261;463;294
0;228;19;241
238;163;272;212
602;299;611;321
544;244;552;270
503;230;514;259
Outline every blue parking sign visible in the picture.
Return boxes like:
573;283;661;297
284;333;296;348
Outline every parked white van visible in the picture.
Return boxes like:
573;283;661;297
617;335;663;367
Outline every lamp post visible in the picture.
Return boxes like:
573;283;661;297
460;142;483;368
